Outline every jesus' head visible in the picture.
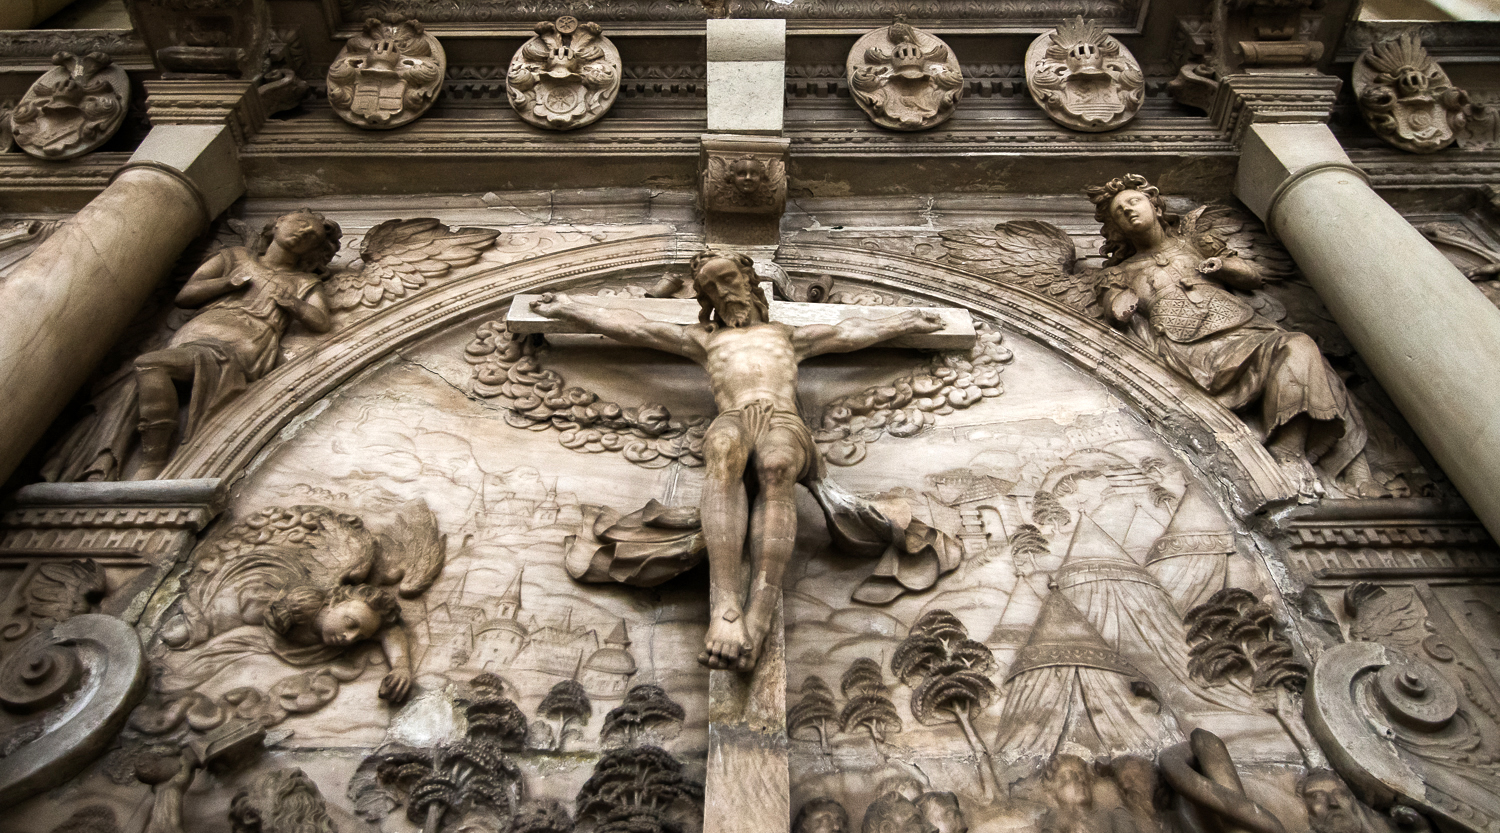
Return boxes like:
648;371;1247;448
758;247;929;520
691;251;769;329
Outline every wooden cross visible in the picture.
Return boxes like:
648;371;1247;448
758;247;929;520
506;287;977;833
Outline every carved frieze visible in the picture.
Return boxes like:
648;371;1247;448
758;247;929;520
1025;17;1144;133
1354;33;1469;155
11;52;129;161
507;17;622;131
327;15;445;130
846;18;963;131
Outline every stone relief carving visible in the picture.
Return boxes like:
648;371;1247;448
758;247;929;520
701;140;788;215
134;500;445;744
1025;17;1144;133
464;314;1009;470
507;17;622;131
941;174;1387;498
0;614;145;808
847;18;964;131
10;52;129;160
1354;33;1470;155
327;15;446;130
128;212;495;480
1307;640;1500;833
525;251;964;670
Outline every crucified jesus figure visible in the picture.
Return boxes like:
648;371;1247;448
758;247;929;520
529;251;945;671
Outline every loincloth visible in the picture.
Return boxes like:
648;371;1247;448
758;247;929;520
709;399;818;482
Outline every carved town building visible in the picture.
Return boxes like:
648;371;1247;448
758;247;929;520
1;1;1499;832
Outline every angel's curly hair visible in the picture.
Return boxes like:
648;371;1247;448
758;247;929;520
1087;174;1176;266
257;209;343;276
690;251;769;326
264;582;400;638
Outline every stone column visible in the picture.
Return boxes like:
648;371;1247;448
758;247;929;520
1236;122;1500;538
0;124;243;485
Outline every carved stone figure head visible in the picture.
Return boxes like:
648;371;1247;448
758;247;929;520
326;15;445;129
1300;771;1371;833
729;158;767;194
795;797;850;833
1042;754;1095;809
1354;33;1468;154
265;581;400;647
863;792;938;833
258;210;343;275
690;251;770;328
11;51;129;160
847;18;964;131
228;768;336;833
700;137;789;216
916;792;967;833
1026;17;1144;132
507;17;621;131
1108;756;1163;818
1087;174;1171;264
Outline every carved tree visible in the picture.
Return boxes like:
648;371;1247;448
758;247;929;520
509;799;576;833
1031;490;1070;531
891;610;1001;799
379;674;528;833
538;678;593;753
575;746;704;833
789;676;839;755
838;658;902;756
1006;524;1050;574
600;685;686;748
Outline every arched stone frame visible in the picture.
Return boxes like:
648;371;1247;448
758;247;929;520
162;233;1297;510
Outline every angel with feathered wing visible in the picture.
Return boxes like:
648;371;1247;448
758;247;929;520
157;501;446;705
941;174;1382;495
326;218;499;312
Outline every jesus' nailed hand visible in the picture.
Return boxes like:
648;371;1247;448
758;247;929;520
527;252;946;671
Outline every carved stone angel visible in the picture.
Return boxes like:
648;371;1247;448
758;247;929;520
942;174;1381;495
157;501;446;706
132;212;497;479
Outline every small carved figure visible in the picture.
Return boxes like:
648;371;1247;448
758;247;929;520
1354;33;1468;154
847;18;963;131
863;792;936;833
11;51;129;160
916;792;967;833
132;211;340;480
327;15;445;129
795;797;850;833
1039;755;1107;833
157;502;445;707
529;252;947;670
1089;175;1379;493
507;17;621;131
1026;17;1144;132
703;153;787;214
229;768;339;833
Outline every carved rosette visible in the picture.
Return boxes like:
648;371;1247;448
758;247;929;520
701;135;788;215
1354;33;1468;154
507;17;622;131
11;52;129;160
846;18;963;131
327;15;445;130
1025;17;1144;133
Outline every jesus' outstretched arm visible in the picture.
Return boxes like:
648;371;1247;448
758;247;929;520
529;292;703;360
792;309;946;360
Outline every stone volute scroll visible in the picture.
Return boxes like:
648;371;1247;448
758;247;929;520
327;14;445;129
10;51;129;160
507;16;622;131
1353;33;1469;154
846;17;964;131
1025;17;1144;133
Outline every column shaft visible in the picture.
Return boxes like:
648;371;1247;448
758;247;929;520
0;124;242;484
1237;123;1500;538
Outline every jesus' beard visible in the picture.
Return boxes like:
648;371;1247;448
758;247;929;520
717;301;756;328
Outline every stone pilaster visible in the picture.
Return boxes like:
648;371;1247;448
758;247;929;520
1236;122;1500;541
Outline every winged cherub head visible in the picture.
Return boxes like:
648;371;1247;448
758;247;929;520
691;251;770;329
265;581;401;648
258;210;343;275
727;157;768;195
1088;174;1173;264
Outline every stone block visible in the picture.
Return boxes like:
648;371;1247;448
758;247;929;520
708;62;785;135
707;18;785;62
127;124;244;219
